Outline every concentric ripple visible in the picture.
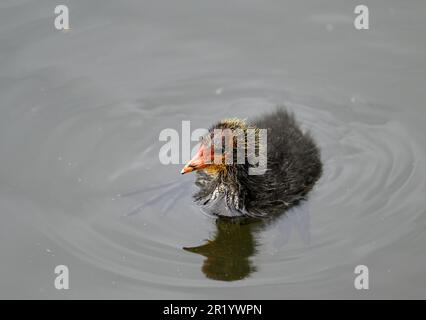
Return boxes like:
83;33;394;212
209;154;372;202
6;75;426;296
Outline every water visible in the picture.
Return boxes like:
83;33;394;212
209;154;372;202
1;0;425;299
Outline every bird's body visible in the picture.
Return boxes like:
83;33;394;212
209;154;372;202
182;108;322;218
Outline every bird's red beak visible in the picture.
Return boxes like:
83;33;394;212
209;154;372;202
181;145;209;174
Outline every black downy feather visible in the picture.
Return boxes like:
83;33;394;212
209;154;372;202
193;108;322;218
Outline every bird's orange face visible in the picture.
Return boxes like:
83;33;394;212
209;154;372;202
180;140;227;175
180;144;210;174
181;118;248;175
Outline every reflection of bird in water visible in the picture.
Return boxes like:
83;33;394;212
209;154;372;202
184;218;263;281
181;108;322;218
184;203;311;281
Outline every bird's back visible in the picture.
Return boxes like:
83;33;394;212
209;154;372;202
242;108;322;215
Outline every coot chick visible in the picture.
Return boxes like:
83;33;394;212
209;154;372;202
181;108;322;217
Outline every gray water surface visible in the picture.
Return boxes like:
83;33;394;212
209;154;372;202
1;0;426;299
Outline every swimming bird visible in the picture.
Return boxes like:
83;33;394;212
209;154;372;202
181;108;322;218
